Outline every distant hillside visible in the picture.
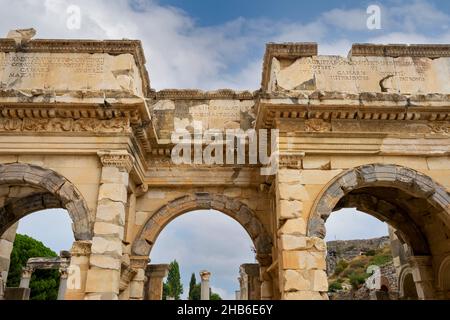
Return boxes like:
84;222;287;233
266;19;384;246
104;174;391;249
325;236;395;298
327;236;390;262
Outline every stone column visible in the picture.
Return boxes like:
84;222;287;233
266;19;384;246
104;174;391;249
200;270;211;300
275;161;328;300
239;264;261;300
57;268;69;300
238;270;248;300
235;290;240;300
0;273;4;300
65;240;91;300
408;256;435;300
145;264;169;300
19;266;33;289
85;151;133;300
0;223;18;282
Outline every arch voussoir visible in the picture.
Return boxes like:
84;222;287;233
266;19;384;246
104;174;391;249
308;164;450;238
0;163;93;240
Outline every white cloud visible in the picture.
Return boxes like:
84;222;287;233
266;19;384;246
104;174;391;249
1;0;448;89
321;8;368;31
325;208;389;242
3;0;449;300
16;209;74;253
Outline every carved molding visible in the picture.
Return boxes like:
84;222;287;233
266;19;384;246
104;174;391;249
350;43;450;58
305;119;331;132
0;117;130;133
429;122;450;134
150;89;255;100
278;152;305;169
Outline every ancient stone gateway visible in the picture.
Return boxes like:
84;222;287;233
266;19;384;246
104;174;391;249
0;35;449;300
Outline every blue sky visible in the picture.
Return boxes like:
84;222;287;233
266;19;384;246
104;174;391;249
1;0;447;299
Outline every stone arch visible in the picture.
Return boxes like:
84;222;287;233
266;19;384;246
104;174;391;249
0;162;92;240
308;164;450;255
437;256;450;292
132;192;273;264
398;266;418;299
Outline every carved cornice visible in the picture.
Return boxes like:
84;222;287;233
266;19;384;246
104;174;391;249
257;92;450;129
98;150;135;173
0;38;151;97
149;89;256;100
350;43;450;58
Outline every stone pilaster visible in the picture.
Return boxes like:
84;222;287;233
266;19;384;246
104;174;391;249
0;222;18;282
65;240;91;300
275;157;328;300
408;256;435;300
128;257;148;300
145;264;169;300
85;151;133;300
200;270;211;300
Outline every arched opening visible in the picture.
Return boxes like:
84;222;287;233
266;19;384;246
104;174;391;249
401;272;419;300
132;193;273;300
309;164;450;300
0;163;92;300
4;208;74;300
325;208;394;300
149;210;256;300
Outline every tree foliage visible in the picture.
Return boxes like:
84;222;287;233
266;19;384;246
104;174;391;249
188;273;197;300
164;260;183;300
6;234;60;300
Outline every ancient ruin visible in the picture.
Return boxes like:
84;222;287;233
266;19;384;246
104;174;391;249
0;30;449;299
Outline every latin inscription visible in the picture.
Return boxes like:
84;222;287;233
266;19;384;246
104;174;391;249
2;54;105;80
275;55;439;93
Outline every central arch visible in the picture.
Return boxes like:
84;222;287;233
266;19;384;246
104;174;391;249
132;192;273;264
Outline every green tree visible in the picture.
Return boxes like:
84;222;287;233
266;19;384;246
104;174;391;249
210;292;222;300
190;283;201;300
188;273;197;300
164;260;183;300
7;234;60;300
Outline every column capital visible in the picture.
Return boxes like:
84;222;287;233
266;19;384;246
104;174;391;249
21;266;34;279
98;150;135;173
199;270;211;281
130;256;150;270
59;268;69;279
146;264;169;279
70;240;92;257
